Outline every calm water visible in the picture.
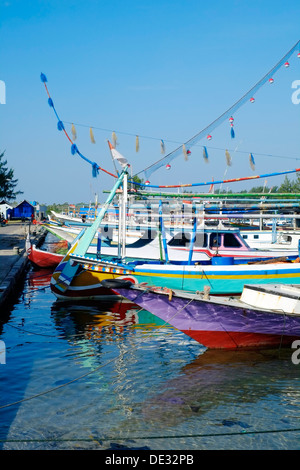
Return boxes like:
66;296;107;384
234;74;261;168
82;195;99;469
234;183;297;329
0;252;300;450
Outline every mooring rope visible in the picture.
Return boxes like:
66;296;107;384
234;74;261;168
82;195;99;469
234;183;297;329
0;285;297;445
0;426;299;445
0;286;198;411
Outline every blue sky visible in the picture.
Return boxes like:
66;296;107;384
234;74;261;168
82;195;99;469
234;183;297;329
1;0;300;204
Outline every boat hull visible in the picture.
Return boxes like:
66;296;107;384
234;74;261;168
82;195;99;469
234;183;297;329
27;245;64;268
112;286;300;350
50;259;120;300
51;254;300;301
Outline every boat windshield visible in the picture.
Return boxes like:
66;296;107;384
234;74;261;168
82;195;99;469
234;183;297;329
168;232;208;247
168;232;191;247
167;230;246;249
223;232;243;248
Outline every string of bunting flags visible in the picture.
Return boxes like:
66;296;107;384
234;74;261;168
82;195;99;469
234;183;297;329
63;116;252;173
40;72;118;179
138;39;300;181
40;40;300;190
60;117;299;176
65;121;168;156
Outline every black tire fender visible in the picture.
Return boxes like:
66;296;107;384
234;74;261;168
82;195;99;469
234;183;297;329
101;278;133;289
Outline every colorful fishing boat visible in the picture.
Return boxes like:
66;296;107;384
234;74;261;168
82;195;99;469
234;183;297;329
44;185;300;267
51;251;300;300
27;243;65;269
240;228;300;251
46;223;300;263
46;208;300;260
26;234;68;269
50;167;300;301
104;280;300;349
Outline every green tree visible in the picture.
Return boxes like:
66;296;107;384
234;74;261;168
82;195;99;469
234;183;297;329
278;176;295;193
248;185;266;193
129;174;145;199
292;174;300;192
46;203;69;215
131;174;144;187
0;151;22;201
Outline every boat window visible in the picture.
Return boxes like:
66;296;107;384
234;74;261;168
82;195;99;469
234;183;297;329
126;230;157;248
168;232;191;247
223;233;242;248
280;234;292;244
209;233;222;248
242;234;248;239
194;233;207;247
254;234;259;239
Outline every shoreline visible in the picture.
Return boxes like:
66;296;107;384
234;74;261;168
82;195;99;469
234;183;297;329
0;221;46;308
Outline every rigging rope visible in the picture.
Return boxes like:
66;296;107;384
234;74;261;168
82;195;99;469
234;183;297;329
0;277;202;412
61;124;300;163
41;40;300;190
0;286;194;410
131;166;300;189
138;40;300;180
1;426;300;444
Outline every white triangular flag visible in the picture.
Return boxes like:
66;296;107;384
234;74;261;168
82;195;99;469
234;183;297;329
108;141;128;168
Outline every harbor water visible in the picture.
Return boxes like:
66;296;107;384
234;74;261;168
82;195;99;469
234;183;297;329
0;239;300;450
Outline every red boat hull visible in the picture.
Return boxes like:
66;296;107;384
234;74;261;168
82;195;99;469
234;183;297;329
112;285;300;350
27;245;64;268
183;329;299;350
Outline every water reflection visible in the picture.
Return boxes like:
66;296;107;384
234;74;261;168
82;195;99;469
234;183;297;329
51;298;174;337
49;292;299;446
1;267;299;450
139;348;295;426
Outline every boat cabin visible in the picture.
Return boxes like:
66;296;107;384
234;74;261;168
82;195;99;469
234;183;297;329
167;229;250;251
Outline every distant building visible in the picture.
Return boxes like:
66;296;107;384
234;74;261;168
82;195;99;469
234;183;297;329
0;200;12;219
8;200;35;220
79;207;96;217
30;201;47;220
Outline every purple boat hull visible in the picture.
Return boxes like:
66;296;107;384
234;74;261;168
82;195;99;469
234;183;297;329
114;286;300;349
